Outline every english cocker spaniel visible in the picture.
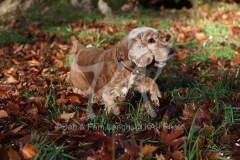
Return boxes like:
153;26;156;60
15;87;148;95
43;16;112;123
66;27;173;117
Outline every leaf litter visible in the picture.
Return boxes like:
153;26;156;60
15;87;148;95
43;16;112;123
0;2;240;160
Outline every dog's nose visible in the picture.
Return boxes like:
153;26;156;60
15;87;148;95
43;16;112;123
168;48;174;55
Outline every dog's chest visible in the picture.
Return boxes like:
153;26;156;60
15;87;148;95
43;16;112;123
120;73;137;93
110;72;137;101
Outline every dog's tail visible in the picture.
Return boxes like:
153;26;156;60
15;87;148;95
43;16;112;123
69;35;85;55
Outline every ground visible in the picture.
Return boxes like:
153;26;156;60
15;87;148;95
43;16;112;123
0;1;240;160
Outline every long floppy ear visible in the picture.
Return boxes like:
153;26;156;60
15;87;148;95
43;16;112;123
128;32;153;67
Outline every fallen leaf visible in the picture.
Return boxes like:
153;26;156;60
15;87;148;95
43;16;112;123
0;89;8;98
0;110;8;118
27;107;38;116
141;144;157;158
6;101;19;114
56;97;69;104
195;32;207;41
13;44;23;54
156;153;166;160
53;59;63;68
69;95;80;103
196;108;211;125
6;76;18;84
28;58;41;67
118;136;140;158
10;125;24;133
183;105;196;118
8;146;20;160
21;143;36;159
59;111;75;122
232;26;240;35
155;123;186;148
209;54;218;61
0;145;8;160
230;55;240;66
178;51;188;62
171;150;184;160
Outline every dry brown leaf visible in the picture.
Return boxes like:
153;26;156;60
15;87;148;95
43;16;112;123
12;59;20;65
118;136;140;158
140;144;157;158
107;26;114;33
0;110;8;118
69;95;81;103
205;150;221;159
56;52;67;60
5;67;17;76
198;136;206;147
21;143;36;159
28;59;41;67
14;44;23;54
8;145;20;160
53;59;63;68
0;89;8;98
7;101;20;114
178;51;188;62
27;107;38;116
6;76;18;84
196;108;211;125
156;123;186;148
10;125;24;133
59;111;75;122
171;150;184;160
182;105;196;118
209;54;218;61
195;32;207;41
156;153;166;160
230;55;240;66
232;26;240;35
56;97;69;104
176;32;185;43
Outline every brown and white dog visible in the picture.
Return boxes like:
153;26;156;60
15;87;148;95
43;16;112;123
66;27;173;117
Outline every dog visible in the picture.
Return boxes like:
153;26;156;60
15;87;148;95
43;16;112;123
66;27;173;117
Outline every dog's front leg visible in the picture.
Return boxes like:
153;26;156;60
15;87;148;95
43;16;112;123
135;77;161;105
135;77;161;118
102;92;120;115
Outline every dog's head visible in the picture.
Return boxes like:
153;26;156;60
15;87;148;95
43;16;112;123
128;27;173;68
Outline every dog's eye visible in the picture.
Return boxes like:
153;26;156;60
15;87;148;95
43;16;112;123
148;38;155;43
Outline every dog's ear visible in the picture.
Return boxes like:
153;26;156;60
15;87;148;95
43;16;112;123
128;33;153;67
69;35;81;55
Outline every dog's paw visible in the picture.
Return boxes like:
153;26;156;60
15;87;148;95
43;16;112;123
106;105;120;116
150;93;161;106
149;87;161;106
113;107;120;115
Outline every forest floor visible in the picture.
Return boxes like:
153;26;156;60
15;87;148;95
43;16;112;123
0;1;240;160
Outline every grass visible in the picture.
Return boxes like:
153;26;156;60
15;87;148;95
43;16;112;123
179;77;236;159
184;108;200;160
85;101;155;135
45;91;66;120
28;132;75;160
1;1;240;159
0;29;31;46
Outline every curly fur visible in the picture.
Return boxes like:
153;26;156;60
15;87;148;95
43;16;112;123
66;27;173;117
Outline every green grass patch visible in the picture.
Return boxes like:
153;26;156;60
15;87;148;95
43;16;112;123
28;132;75;160
0;29;31;46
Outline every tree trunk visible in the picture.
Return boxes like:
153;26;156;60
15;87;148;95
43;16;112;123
0;0;34;19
